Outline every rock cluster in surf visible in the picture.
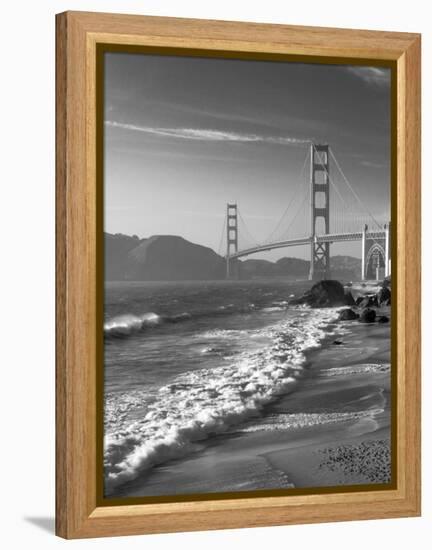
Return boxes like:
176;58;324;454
290;277;391;325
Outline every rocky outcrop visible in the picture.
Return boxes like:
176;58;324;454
290;280;348;307
288;278;391;327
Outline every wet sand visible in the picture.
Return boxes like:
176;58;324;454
115;304;391;498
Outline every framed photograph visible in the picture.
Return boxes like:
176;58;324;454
56;11;421;539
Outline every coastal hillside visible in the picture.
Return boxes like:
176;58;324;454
127;235;226;280
105;233;226;281
241;257;309;279
105;233;142;280
331;255;361;281
104;232;361;281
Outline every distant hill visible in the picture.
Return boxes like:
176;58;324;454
105;233;225;281
240;259;279;278
276;257;310;277
105;233;142;280
240;257;309;279
104;232;361;282
331;255;361;281
127;235;226;281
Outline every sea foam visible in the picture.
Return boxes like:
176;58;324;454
320;364;391;377
236;409;385;433
104;312;162;337
104;307;340;493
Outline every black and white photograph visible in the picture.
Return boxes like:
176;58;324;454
102;52;392;499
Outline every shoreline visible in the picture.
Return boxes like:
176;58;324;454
111;300;392;498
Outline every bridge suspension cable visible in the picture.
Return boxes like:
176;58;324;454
277;188;310;241
312;145;350;210
263;148;311;244
237;208;260;249
329;148;383;230
217;213;227;256
311;145;384;235
312;144;360;236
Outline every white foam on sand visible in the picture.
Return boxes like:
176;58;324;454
320;364;391;377
104;308;341;493
236;409;384;433
198;328;249;340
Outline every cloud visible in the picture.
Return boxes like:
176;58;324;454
105;120;311;146
360;159;388;169
346;67;390;88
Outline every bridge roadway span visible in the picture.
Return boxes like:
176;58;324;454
227;230;386;260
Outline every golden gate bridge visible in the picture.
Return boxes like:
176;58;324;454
218;143;390;281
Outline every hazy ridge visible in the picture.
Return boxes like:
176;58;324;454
105;232;361;281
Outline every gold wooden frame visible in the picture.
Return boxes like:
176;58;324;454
56;11;421;539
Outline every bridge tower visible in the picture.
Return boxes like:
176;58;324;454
226;203;239;279
309;143;331;280
361;222;391;280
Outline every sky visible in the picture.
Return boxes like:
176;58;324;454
104;52;391;260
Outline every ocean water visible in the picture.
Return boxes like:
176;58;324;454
103;280;347;495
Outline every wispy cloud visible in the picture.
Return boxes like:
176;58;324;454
360;159;388;169
105;120;311;146
346;67;390;88
109;145;253;163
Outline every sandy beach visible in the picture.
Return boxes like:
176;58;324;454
113;289;392;498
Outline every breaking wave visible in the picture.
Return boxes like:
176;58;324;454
104;312;192;338
104;308;340;494
104;301;281;339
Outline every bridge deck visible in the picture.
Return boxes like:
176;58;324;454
227;230;386;259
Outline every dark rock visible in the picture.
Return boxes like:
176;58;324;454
295;280;347;307
359;308;376;323
344;290;356;306
381;276;391;289
338;308;359;321
358;295;378;308
290;280;362;308
378;315;390;323
377;286;391;306
333;340;343;345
